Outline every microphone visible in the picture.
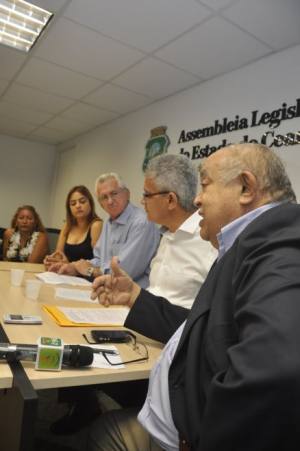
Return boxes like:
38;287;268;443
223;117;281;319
0;343;93;368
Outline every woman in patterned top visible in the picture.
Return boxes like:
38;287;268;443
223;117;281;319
3;205;49;263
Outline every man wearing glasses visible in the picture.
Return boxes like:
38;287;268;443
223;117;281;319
58;172;160;288
143;154;216;308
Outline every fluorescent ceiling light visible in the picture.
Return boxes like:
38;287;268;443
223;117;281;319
0;0;53;52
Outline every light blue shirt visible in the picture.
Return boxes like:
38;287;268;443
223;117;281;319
139;203;280;451
90;202;160;288
217;202;280;259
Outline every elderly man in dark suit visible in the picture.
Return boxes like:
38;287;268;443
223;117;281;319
88;143;300;451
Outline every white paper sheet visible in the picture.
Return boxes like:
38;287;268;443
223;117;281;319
58;306;129;325
55;287;97;303
89;344;124;369
36;272;92;286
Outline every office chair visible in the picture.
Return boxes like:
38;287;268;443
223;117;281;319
0;227;5;260
46;228;60;254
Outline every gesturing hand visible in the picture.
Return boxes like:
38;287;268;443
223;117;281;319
91;257;141;308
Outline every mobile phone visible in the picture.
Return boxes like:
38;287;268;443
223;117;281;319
91;330;132;343
3;314;43;325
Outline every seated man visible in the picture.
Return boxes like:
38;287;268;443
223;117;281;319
143;153;216;308
54;172;160;288
49;173;160;435
89;143;300;451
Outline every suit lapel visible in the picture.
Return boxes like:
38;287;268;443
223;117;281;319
175;259;218;353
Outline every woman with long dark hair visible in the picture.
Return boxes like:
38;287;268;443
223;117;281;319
44;185;102;270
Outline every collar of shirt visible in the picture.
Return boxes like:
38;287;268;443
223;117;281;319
109;202;132;225
161;210;200;241
217;202;280;260
178;210;200;234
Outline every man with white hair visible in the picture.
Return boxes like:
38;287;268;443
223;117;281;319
49;172;160;434
57;172;160;288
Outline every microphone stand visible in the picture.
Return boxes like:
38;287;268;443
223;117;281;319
0;326;38;451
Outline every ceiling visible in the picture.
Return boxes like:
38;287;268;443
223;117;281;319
0;0;300;147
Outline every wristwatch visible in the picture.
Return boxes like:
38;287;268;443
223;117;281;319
86;266;94;278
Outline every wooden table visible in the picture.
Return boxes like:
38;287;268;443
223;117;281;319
0;261;45;273
0;263;162;450
0;364;13;388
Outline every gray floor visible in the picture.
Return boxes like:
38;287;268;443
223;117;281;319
35;388;121;451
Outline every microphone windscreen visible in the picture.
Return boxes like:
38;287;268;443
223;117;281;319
67;345;94;367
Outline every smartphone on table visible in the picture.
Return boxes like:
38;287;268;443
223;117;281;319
3;314;43;324
91;330;132;343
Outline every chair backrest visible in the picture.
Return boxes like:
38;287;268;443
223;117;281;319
0;227;5;260
46;228;60;254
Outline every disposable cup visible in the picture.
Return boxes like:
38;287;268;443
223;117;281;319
10;269;24;287
25;280;42;300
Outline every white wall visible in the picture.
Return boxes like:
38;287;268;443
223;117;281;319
51;44;300;227
0;134;57;228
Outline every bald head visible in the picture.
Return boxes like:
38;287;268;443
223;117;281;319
200;143;296;204
195;143;296;248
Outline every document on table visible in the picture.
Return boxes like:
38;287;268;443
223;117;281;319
55;287;97;303
60;306;129;324
89;344;124;369
43;304;129;326
36;271;92;286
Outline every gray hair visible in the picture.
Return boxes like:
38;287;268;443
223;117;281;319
211;143;296;203
145;154;198;212
94;172;128;193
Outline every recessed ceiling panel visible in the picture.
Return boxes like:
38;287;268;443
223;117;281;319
0;114;37;135
0;45;26;79
196;0;238;11
30;125;76;144
83;84;151;114
223;0;300;50
61;102;119;125
16;58;102;98
35;17;144;79
45;116;97;134
3;83;75;113
156;16;271;79
114;58;201;99
0;99;52;124
0;78;9;95
64;0;211;52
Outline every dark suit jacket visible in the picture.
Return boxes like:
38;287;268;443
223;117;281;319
125;202;300;451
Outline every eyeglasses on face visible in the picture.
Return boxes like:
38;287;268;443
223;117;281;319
142;191;170;199
98;189;124;203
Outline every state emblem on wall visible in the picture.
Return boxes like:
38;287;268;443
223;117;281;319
143;126;170;171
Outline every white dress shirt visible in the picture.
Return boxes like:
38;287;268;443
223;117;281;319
147;211;217;308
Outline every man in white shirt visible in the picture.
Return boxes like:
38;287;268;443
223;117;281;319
91;155;216;414
143;154;216;308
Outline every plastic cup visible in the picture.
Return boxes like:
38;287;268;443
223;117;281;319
25;280;42;300
10;269;25;287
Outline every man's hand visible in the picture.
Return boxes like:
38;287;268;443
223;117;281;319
57;262;78;275
48;261;64;273
73;259;93;277
91;257;141;308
